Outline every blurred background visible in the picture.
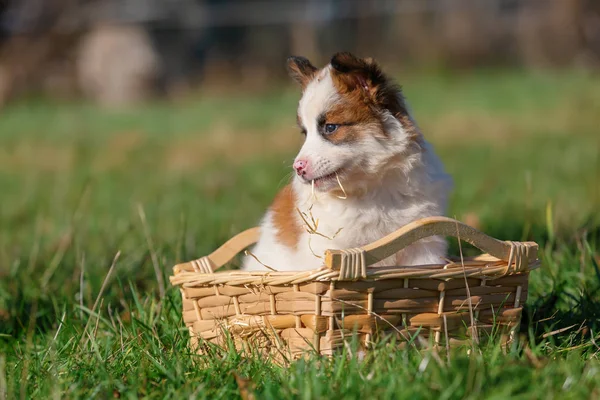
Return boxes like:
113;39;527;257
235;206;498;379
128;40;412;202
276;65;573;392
0;0;599;105
0;0;599;340
1;2;600;395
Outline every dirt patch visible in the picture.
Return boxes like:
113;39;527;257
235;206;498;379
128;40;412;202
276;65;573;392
422;94;600;146
92;130;146;172
422;111;519;144
0;142;74;173
164;123;301;172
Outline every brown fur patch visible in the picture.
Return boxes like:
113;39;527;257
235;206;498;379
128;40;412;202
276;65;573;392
397;114;422;142
287;56;317;89
326;52;420;143
330;53;409;117
323;95;385;144
270;184;301;250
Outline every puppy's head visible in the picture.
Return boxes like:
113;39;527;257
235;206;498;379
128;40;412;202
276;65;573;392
288;52;421;197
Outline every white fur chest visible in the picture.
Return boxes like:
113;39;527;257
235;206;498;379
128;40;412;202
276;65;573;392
293;182;441;268
243;162;450;272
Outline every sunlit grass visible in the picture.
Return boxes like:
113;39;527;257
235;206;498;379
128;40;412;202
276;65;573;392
0;70;599;398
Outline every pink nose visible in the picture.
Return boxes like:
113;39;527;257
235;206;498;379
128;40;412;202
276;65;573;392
293;159;308;176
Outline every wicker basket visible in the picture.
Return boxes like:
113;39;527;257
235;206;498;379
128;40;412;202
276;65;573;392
170;217;539;360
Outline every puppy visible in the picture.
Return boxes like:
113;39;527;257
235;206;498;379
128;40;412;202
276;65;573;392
242;52;452;271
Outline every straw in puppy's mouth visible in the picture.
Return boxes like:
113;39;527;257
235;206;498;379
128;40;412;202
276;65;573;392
303;167;345;186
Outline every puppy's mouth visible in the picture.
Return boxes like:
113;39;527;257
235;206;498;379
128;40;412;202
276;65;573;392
300;167;346;187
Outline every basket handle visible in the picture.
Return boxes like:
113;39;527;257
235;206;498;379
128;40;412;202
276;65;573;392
324;216;538;278
172;227;260;274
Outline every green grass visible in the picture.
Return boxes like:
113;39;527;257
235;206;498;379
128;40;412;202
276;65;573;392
1;70;599;399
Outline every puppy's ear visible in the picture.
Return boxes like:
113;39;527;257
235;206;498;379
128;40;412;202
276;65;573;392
330;52;406;118
287;56;317;89
330;52;386;95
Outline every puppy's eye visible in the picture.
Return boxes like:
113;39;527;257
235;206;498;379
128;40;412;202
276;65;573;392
300;128;307;136
324;124;339;134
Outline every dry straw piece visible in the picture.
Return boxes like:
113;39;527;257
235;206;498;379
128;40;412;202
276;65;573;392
169;217;540;361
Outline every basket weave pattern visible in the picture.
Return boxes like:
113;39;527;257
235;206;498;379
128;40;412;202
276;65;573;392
170;217;539;359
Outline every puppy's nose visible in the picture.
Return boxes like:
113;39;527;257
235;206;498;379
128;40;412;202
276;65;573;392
293;159;308;176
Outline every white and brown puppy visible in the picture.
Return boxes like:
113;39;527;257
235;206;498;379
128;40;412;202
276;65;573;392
243;52;452;271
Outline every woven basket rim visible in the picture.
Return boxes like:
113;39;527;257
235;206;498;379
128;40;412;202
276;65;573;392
169;217;539;286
